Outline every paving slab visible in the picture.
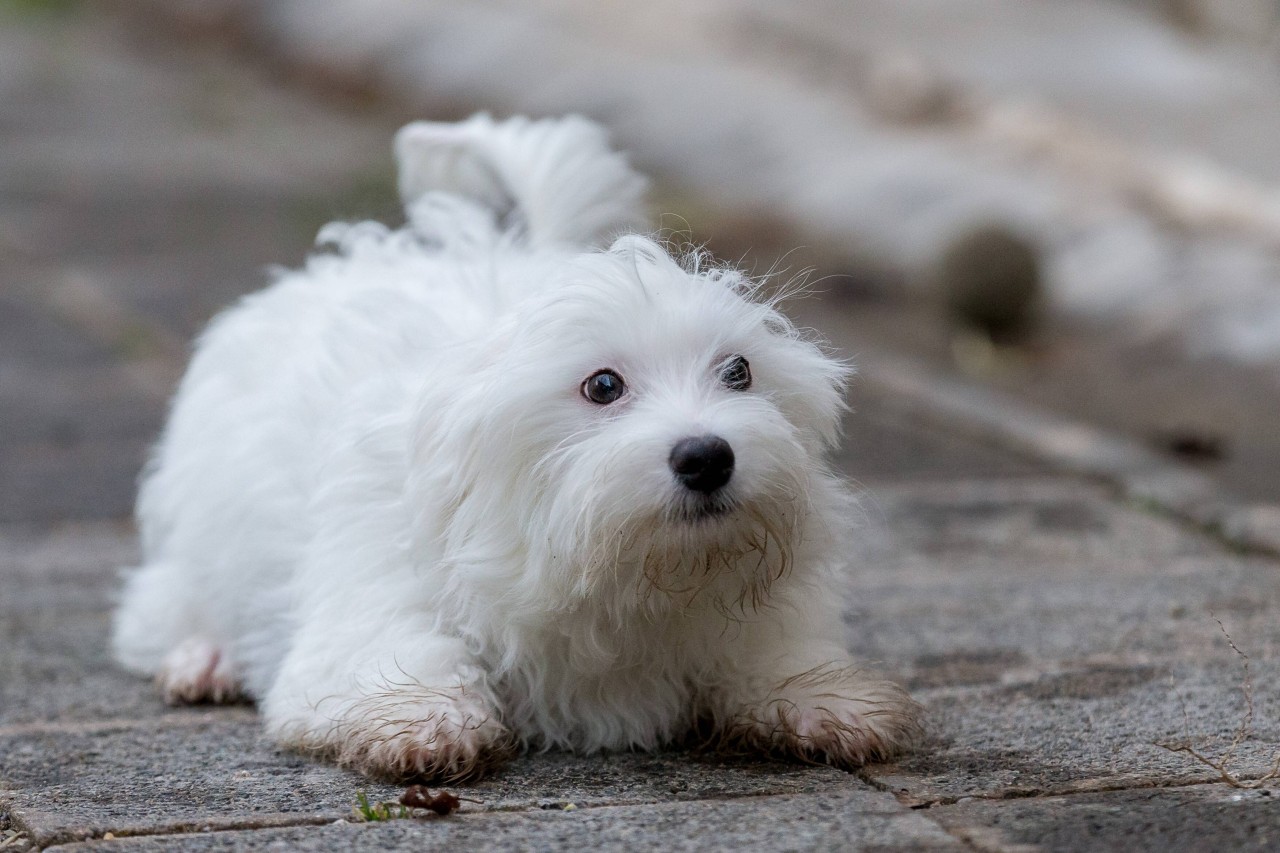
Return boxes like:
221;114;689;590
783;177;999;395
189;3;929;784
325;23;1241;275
929;784;1280;853
835;480;1280;801
0;364;164;447
0;521;139;588
46;790;960;852
3;716;876;848
0;523;160;724
0;617;164;729
0;8;393;202
2;713;366;849
0;5;397;528
843;478;1274;666
0;439;155;524
878;664;1280;803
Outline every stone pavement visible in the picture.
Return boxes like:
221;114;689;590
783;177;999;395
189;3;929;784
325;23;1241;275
5;5;1280;851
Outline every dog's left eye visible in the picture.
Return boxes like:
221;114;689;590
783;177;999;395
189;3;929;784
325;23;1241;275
582;369;626;404
719;356;751;391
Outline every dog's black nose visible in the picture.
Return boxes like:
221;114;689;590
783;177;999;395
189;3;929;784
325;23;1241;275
669;435;735;494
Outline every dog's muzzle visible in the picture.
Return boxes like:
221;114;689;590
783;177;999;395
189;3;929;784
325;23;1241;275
669;435;734;494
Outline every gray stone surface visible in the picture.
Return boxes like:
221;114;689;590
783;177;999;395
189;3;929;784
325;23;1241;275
840;480;1280;801
2;714;389;848
930;785;1280;852
0;523;159;725
880;665;1280;802
0;5;395;525
50;791;960;852
848;479;1280;665
3;715;873;848
0;617;164;728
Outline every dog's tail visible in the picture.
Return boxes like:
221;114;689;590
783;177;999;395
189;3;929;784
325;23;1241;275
394;114;649;249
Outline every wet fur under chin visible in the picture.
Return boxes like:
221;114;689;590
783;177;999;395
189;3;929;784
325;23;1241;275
110;114;924;781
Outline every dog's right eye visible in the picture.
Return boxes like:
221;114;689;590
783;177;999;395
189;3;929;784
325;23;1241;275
582;369;626;405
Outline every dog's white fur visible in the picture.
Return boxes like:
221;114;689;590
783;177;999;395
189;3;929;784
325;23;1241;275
112;114;921;780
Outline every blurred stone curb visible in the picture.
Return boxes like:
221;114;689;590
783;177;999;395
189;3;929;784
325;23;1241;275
858;351;1280;557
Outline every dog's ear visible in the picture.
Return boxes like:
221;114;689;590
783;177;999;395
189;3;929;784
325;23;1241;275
756;335;852;456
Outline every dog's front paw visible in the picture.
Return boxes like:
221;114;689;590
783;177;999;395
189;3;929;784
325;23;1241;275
274;688;515;782
729;668;922;767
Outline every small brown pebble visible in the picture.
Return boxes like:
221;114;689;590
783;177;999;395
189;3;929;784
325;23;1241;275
401;785;462;816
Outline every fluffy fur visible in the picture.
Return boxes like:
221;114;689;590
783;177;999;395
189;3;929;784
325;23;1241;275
112;114;922;780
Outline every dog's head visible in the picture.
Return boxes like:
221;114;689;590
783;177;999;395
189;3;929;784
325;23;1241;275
411;236;849;613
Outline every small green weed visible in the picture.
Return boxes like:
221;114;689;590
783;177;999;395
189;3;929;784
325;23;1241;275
353;790;411;822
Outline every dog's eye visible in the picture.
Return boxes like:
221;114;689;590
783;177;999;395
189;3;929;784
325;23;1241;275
719;356;751;391
582;369;626;405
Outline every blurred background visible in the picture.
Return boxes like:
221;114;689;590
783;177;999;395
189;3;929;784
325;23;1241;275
3;0;1279;522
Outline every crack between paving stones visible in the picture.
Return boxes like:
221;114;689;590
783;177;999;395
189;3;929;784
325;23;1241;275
863;770;1279;811
29;813;339;851
24;787;914;849
856;771;1280;853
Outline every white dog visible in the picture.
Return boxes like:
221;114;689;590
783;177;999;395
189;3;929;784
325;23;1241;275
112;115;921;781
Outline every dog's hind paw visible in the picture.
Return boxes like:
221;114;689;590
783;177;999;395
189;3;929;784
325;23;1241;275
158;638;243;705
